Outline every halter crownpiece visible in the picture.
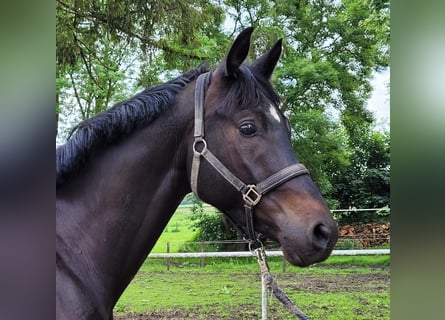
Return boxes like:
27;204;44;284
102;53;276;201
190;72;310;244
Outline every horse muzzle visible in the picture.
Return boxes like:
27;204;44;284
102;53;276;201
278;220;339;267
256;185;339;267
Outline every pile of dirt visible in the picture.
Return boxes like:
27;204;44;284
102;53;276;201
338;222;390;247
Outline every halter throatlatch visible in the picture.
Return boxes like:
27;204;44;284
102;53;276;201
190;72;309;245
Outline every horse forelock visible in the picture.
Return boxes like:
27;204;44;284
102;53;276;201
56;65;209;187
221;65;281;112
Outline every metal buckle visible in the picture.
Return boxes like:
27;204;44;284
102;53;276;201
192;138;207;156
243;185;262;206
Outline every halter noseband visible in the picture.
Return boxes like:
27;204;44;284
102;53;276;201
190;72;310;246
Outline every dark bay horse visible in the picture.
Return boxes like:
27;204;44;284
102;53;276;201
56;28;338;319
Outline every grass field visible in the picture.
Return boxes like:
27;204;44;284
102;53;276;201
150;207;198;253
114;207;390;319
115;256;389;319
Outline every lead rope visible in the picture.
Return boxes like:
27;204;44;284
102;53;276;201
253;246;311;320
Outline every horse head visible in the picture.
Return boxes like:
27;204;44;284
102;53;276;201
186;27;338;267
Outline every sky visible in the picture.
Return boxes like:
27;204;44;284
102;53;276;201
366;68;390;131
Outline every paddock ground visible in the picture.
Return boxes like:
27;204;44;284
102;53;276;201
114;265;389;320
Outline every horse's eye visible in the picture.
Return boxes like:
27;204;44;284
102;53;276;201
239;122;256;136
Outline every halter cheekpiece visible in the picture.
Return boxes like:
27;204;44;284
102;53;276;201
190;72;310;247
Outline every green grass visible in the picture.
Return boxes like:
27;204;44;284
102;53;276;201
115;257;389;319
150;207;199;253
115;206;390;319
140;254;389;273
318;254;390;267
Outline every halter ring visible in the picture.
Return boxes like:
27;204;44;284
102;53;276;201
192;138;207;156
243;185;262;206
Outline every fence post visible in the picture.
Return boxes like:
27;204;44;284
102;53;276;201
166;242;170;271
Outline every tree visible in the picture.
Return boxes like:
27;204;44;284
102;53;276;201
225;0;390;209
56;0;226;140
332;130;389;209
56;0;390;234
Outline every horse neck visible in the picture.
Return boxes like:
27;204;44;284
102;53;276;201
56;95;194;312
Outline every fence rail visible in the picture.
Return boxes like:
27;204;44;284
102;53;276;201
148;249;389;259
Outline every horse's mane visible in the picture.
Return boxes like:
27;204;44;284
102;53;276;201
56;65;209;187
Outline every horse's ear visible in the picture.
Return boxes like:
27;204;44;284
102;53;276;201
223;27;254;78
252;39;282;79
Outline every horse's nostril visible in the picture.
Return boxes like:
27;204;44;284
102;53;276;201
313;223;331;249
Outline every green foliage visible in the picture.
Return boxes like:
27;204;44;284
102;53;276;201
222;0;390;211
332;130;390;212
56;0;226;140
57;0;390;214
333;206;390;225
186;193;205;216
56;0;226;71
186;194;238;250
191;214;231;247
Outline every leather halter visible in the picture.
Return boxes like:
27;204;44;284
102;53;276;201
190;72;310;246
